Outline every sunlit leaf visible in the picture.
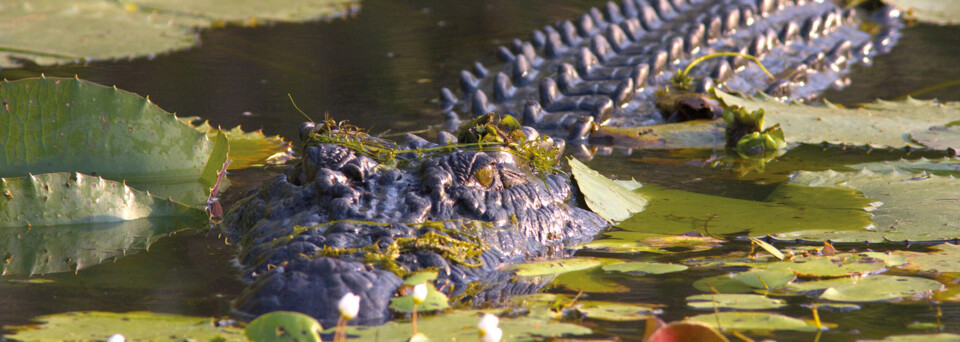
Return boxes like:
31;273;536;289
686;294;787;310
569;157;647;222
685;312;821;332
772;167;960;243
340;309;591;342
858;333;960;342
402;271;439;286
818;275;944;302
730;269;796;290
883;0;960;25
893;243;960;273
507;257;612;277
552;266;630;293
245;311;321;342
617;184;874;236
573;301;662;321
179;117;292;170
5;311;245;341
389;283;449;313
758;255;887;278
716;91;960;150
602;262;689;276
693;274;756;294
749;238;784;260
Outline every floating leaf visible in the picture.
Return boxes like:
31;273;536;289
772;167;960;243
0;217;195;276
749;237;784;260
693;274;756;294
646;322;729;342
859;333;960;342
716;91;960;150
507;257;610;277
390;283;450;313
602;262;689;276
0;172;203;228
893;243;960;273
4;311;245;341
595;120;725;150
402;271;439;286
0;0;358;68
729;269;796;290
0;77;228;206
568;157;647;222
341;309;591;342
757;255;888;278
573;301;662;321
617;184;874;236
818;275;944;302
179;117;292;170
685;312;821;332
686;294;787;310
553;266;630;293
245;311;322;342
883;0;960;25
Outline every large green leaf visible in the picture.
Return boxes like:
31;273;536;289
883;0;960;25
340;309;591;342
4;311;246;341
0;172;204;228
569;157;647;222
245;311;321;342
716;91;960;150
0;0;357;68
686;294;788;310
616;184;875;236
684;312;821;332
771;167;960;243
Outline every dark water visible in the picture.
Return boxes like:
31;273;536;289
2;0;960;340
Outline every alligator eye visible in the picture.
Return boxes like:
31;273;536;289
473;164;495;187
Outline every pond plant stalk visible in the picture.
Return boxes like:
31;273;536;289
335;293;360;342
411;283;427;336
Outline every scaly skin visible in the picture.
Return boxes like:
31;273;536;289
224;0;901;326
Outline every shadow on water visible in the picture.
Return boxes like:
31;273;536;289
2;0;960;340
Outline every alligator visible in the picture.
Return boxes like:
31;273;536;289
223;0;900;327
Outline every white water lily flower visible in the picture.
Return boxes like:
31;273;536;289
338;292;361;320
477;313;500;335
106;334;125;342
481;326;502;342
412;283;428;305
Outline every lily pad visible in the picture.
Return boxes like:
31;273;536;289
245;311;322;342
602;262;689;276
553;266;630;293
771;168;960;243
179;117;292;170
686;294;788;310
4;311;246;341
758;255;888;278
0;77;229;206
693;274;756;294
883;0;960;25
402;271;439;286
569;157;647;222
716;91;960;150
574;301;663;321
390;283;450;313
0;0;358;68
684;312;821;332
507;257;610;277
617;184;874;236
893;243;960;273
341;309;591;342
859;333;960;342
729;269;796;289
819;275;944;302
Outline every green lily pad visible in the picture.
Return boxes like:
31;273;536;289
602;262;689;276
0;217;196;276
617;183;874;236
569;157;647;222
341;309;591;342
390;283;450;313
771;167;960;242
859;333;960;342
716;91;960;150
818;275;944;302
4;311;245;341
883;0;960;25
553;266;630;293
684;312;821;332
507;257;610;277
693;274;756;294
894;243;960;273
402;271;439;286
758;255;888;278
730;269;796;290
0;77;229;206
576;239;671;254
0;0;358;68
686;294;788;310
574;301;662;321
245;311;321;342
179;117;292;170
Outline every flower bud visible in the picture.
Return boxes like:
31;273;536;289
338;292;361;320
477;313;500;335
481;326;502;342
412;283;428;305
